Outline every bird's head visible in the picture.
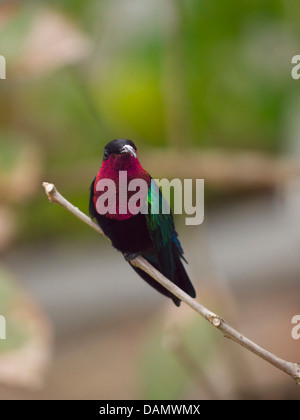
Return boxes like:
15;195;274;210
103;139;137;164
99;139;146;178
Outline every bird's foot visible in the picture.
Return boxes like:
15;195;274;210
123;252;141;262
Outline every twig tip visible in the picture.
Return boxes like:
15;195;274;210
42;182;55;193
42;182;57;202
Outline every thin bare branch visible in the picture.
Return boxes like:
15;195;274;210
43;181;300;384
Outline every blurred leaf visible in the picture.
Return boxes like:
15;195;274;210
0;131;43;204
140;325;189;399
140;302;221;399
15;8;92;78
0;266;53;389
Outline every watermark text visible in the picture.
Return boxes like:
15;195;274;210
95;173;204;225
0;55;6;79
291;315;300;340
0;315;6;339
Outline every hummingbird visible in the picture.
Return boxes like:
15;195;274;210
89;139;196;306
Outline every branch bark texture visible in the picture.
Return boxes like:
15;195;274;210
42;182;300;385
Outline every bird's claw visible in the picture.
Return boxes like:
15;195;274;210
123;252;140;262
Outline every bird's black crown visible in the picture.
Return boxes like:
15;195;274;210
103;139;137;161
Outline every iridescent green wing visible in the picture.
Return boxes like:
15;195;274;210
145;179;184;280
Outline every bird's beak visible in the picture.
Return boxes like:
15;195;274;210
120;145;137;158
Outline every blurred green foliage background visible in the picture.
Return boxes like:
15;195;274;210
1;0;299;244
0;0;300;400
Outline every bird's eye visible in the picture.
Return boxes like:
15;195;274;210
103;149;109;160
